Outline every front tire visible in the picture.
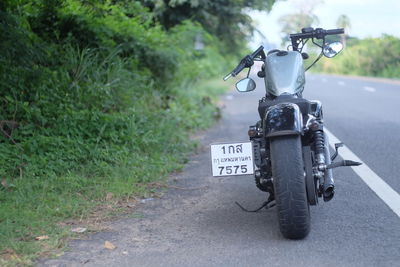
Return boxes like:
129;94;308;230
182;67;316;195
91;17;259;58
270;135;310;239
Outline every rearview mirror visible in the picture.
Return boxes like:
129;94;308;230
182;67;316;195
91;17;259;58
236;78;256;92
323;42;343;58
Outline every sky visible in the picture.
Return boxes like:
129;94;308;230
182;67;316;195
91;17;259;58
250;0;400;49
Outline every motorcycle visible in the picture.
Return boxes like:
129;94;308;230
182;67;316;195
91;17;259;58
222;27;361;239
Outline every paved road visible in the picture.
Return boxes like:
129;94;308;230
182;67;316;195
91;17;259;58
40;73;400;267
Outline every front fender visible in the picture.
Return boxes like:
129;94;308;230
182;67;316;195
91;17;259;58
264;103;303;138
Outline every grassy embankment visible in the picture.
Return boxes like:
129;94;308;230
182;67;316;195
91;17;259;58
313;35;400;78
0;1;233;265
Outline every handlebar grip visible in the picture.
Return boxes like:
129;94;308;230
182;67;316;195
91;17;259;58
232;55;254;76
325;28;344;35
223;47;262;80
231;62;246;76
222;59;247;80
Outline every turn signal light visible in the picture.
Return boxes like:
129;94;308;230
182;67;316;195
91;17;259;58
248;127;258;137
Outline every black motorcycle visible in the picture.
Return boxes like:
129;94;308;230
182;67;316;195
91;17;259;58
223;27;361;239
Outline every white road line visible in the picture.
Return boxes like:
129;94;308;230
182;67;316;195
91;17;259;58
338;81;346;86
363;86;376;92
325;128;400;218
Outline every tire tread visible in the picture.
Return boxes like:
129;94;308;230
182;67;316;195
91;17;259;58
270;135;310;239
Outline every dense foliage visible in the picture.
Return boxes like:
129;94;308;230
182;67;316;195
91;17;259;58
314;35;400;78
0;0;280;263
140;0;276;53
0;1;222;181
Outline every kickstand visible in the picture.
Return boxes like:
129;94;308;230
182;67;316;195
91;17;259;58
235;194;276;213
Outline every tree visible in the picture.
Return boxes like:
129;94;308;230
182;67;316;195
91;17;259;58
278;0;321;45
336;14;351;47
278;13;319;44
140;0;277;54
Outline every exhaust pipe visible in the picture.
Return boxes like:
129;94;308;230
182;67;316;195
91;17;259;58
323;133;334;201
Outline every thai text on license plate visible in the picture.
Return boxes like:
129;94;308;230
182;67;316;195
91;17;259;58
210;142;254;177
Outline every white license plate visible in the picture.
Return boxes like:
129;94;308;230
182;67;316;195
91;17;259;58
210;142;254;177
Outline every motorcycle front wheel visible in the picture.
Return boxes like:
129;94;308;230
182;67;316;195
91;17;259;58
270;135;310;239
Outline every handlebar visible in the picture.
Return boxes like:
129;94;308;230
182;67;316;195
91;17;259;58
289;27;344;40
250;46;265;59
223;28;345;81
223;45;264;81
290;27;344;51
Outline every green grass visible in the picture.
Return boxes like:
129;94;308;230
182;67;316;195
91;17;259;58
0;4;231;265
0;77;227;266
311;35;400;79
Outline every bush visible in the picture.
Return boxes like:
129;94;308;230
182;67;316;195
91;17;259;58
314;35;400;78
0;1;229;263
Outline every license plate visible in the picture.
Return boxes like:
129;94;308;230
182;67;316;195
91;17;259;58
210;142;254;177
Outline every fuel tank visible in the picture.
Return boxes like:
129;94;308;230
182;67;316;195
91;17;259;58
264;51;305;96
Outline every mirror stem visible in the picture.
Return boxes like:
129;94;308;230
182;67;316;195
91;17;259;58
305;52;323;71
246;67;251;78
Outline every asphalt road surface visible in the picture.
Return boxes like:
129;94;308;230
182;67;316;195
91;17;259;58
40;73;400;267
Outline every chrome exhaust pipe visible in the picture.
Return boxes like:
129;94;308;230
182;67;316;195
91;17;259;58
323;133;334;201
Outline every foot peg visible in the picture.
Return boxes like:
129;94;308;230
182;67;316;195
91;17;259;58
331;142;343;161
326;160;362;169
328;142;362;169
